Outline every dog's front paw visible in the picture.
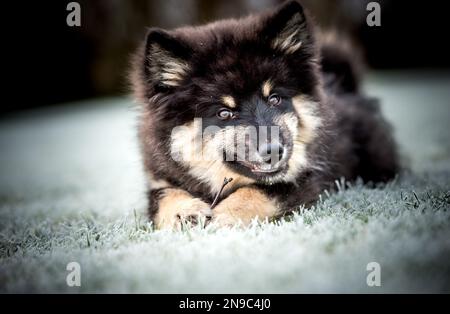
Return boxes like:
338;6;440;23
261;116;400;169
210;186;280;228
210;210;242;228
154;196;212;230
177;205;212;229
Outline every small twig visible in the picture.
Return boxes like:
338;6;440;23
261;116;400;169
413;191;420;203
210;177;233;209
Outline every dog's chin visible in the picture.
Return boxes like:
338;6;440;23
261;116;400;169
225;160;289;184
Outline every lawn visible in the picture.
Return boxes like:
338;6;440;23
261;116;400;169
0;71;449;293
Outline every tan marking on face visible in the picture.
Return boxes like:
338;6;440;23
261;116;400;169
262;80;273;98
292;95;322;144
212;186;280;227
154;188;211;230
279;112;307;183
274;96;322;183
170;120;254;196
222;95;236;108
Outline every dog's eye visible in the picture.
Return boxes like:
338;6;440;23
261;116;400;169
217;108;233;120
268;94;281;106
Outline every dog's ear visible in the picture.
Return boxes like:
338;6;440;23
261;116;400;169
144;28;192;89
262;1;312;54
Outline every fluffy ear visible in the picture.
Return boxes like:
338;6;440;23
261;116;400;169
144;28;192;89
263;1;311;54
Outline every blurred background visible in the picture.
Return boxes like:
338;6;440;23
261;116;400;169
3;0;450;115
1;1;450;293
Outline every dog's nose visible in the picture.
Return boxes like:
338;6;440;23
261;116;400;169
259;142;284;165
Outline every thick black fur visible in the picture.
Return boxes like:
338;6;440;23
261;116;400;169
131;1;399;221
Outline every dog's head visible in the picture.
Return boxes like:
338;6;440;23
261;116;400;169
132;1;326;192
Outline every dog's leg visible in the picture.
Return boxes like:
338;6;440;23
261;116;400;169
150;188;211;230
212;186;280;227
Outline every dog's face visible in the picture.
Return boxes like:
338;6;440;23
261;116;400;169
135;1;324;190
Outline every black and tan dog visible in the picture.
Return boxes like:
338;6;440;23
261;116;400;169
130;1;399;229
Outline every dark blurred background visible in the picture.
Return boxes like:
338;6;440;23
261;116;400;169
4;0;450;115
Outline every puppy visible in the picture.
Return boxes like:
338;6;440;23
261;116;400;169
130;1;399;229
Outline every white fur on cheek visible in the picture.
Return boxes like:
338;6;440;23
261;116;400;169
170;121;254;196
281;97;322;182
292;96;322;144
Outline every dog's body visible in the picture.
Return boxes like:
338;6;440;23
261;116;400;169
131;1;399;229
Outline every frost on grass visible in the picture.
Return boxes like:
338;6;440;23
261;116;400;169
1;73;450;293
1;172;449;293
